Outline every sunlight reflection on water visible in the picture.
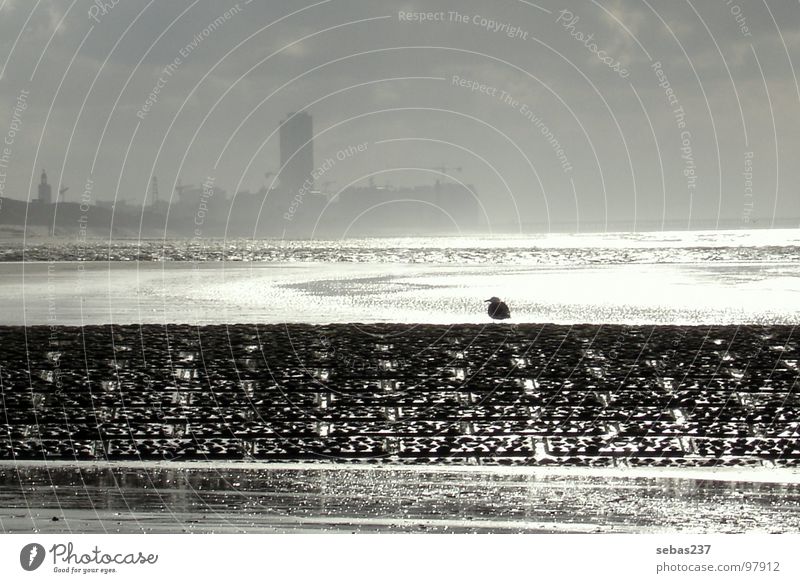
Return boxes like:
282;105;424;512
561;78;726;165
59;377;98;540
0;260;798;325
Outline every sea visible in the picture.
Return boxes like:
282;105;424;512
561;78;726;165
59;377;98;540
2;228;800;533
0;228;798;326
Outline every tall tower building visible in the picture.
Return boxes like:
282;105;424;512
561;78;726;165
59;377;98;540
279;111;314;196
38;169;52;204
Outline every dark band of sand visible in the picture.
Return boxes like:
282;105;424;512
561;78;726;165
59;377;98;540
1;323;798;466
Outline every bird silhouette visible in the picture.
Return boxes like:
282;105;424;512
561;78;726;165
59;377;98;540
485;297;511;320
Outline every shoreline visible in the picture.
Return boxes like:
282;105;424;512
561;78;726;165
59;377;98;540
3;459;800;484
6;320;799;329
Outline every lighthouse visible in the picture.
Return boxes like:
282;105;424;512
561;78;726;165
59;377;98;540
38;169;52;204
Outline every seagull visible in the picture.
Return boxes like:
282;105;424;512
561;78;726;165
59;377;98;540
485;297;511;320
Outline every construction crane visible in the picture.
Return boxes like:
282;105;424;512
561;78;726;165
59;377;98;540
264;171;279;190
428;165;463;183
149;176;159;205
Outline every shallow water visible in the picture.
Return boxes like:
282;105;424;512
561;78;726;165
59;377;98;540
1;463;799;534
0;260;798;326
6;229;800;263
4;229;798;326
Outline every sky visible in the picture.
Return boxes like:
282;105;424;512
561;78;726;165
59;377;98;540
0;0;798;233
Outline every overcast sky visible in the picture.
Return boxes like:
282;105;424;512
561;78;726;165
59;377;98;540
0;0;798;232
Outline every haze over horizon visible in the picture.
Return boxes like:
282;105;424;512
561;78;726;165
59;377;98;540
1;0;799;235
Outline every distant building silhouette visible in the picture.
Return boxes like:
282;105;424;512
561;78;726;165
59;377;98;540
37;170;52;204
330;180;481;235
279;112;314;196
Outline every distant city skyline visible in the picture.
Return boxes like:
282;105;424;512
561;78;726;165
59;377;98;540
0;1;799;235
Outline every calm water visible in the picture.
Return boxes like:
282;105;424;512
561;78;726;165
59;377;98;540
1;229;798;326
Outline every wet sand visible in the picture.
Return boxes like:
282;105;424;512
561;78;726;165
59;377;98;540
2;462;800;534
2;322;799;533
